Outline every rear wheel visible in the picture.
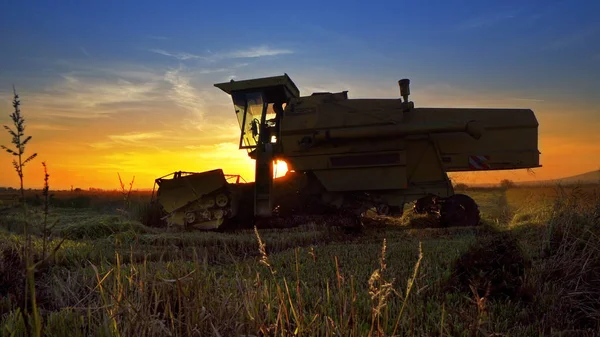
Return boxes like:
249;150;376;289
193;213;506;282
439;194;480;227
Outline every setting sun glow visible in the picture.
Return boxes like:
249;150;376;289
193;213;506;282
274;160;289;178
0;1;598;190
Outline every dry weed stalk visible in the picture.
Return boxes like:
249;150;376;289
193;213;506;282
0;90;66;337
1;86;38;203
391;241;423;336
368;239;397;336
40;162;59;261
254;226;276;276
467;282;491;336
117;172;135;216
1;86;40;336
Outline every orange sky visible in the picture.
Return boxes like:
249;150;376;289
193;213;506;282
0;75;598;191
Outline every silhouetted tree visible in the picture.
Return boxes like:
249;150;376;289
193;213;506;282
499;179;515;189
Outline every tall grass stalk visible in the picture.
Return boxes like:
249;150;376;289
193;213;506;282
392;241;423;336
0;90;68;336
368;238;396;336
117;173;135;216
39;162;61;261
1;86;39;336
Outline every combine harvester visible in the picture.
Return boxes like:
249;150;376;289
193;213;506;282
153;74;540;230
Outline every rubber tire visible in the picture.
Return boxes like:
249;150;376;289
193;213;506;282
413;194;439;214
439;194;480;227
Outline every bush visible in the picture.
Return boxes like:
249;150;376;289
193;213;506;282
446;231;530;300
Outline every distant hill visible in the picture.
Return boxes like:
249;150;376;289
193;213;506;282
519;170;600;186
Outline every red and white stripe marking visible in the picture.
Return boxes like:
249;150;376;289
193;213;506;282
468;155;490;170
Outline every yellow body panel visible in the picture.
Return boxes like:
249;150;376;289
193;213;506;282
277;91;539;199
197;74;543;221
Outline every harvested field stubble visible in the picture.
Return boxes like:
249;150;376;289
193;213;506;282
525;186;600;331
0;184;599;336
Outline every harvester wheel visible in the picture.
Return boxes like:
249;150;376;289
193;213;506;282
376;203;390;216
215;193;229;207
184;212;195;224
439;194;480;227
414;194;438;215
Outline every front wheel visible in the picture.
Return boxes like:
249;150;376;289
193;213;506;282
413;194;438;215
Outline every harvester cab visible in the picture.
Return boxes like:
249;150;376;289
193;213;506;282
215;74;300;218
214;74;300;156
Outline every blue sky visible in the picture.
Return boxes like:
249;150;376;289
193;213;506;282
3;0;599;94
0;0;598;188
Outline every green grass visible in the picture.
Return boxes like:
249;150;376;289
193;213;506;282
1;184;599;336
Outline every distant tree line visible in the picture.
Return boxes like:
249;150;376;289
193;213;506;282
499;179;515;189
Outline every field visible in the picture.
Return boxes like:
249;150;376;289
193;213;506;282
1;184;599;336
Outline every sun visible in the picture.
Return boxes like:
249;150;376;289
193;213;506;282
273;160;289;178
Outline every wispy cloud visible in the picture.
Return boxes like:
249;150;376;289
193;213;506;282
28;123;70;131
543;25;600;51
89;124;241;151
80;47;91;57
145;35;170;40
225;46;293;58
28;73;163;119
90;131;167;150
2;58;249;139
7;61;175;121
149;49;205;61
456;11;520;31
183;142;241;157
150;45;293;62
108;132;165;143
163;66;207;119
507;97;545;103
